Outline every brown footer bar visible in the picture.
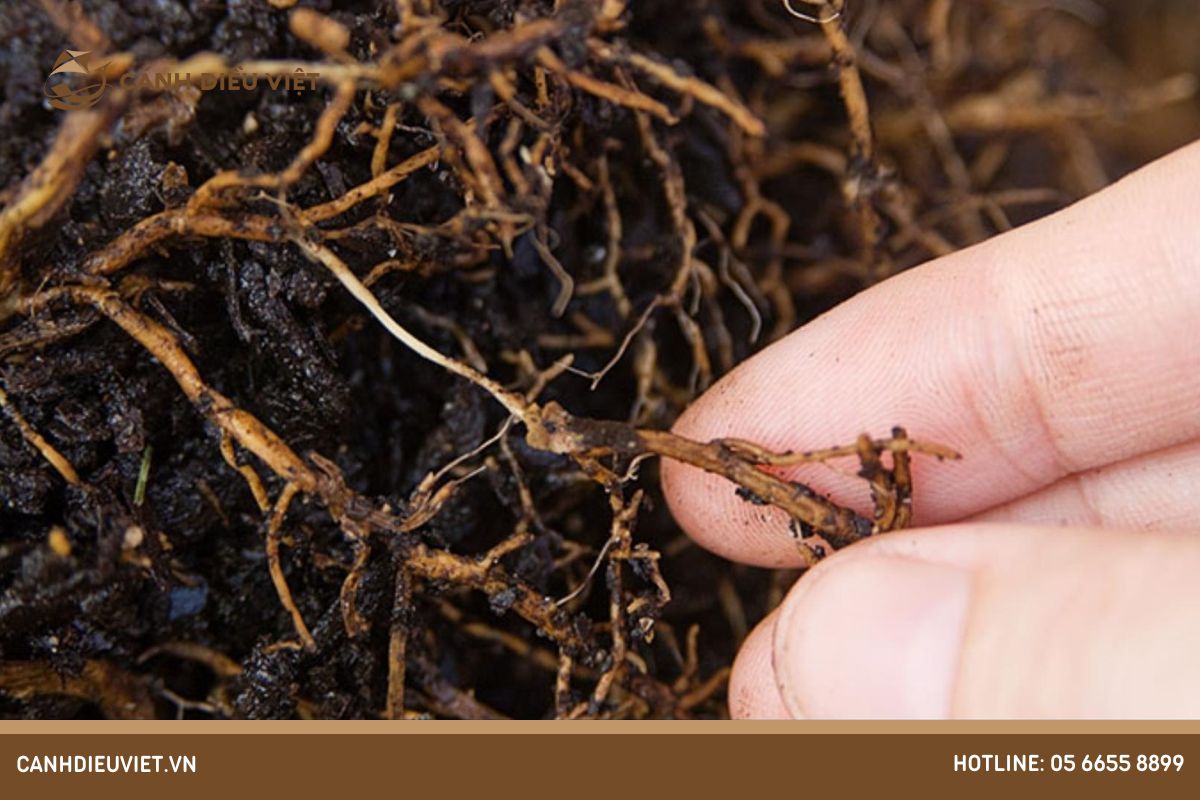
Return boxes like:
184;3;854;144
1;727;1198;799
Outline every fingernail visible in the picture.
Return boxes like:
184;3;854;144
773;556;972;719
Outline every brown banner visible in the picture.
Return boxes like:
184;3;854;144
1;726;1198;799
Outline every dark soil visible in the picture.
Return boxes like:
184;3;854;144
1;0;1197;719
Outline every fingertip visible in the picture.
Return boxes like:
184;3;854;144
663;370;825;568
661;462;806;568
767;521;1200;718
772;552;971;719
660;270;980;567
729;609;793;719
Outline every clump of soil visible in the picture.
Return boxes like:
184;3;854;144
1;0;1197;719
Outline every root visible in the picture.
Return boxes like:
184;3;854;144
386;566;413;719
0;384;80;486
0;97;128;297
0;660;155;719
283;216;955;558
266;483;315;652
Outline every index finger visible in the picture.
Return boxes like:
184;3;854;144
662;141;1200;567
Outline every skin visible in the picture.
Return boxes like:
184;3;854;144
661;140;1200;719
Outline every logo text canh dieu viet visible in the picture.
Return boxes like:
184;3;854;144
43;48;323;110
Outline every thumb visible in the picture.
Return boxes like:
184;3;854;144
736;524;1200;718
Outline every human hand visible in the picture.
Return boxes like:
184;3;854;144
662;141;1200;719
